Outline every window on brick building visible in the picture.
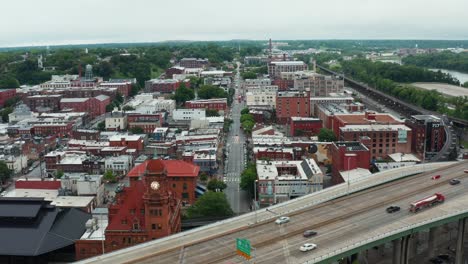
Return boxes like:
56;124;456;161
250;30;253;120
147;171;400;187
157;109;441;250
130;209;135;215
183;183;187;190
182;192;189;199
121;219;127;225
152;224;156;230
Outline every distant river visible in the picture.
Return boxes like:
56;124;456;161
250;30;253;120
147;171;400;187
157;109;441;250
429;68;468;84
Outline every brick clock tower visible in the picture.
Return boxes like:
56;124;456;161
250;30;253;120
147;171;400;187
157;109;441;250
143;160;181;239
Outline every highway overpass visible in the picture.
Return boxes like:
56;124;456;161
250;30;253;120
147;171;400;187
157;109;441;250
76;161;467;264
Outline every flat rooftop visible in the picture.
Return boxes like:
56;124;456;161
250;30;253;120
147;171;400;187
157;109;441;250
340;124;411;132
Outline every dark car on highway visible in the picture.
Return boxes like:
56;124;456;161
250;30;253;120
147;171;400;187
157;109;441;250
386;206;400;213
303;230;317;238
449;179;460;185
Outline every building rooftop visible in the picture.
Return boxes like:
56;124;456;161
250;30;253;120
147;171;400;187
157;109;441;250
256;159;322;181
334;141;369;152
340;124;411;132
339;168;372;182
271;61;306;66
335;113;402;124
127;159;199;178
51;196;95;208
411;115;441;122
291;117;321;122
0;198;90;256
60;98;89;103
388;153;421;162
147;79;178;84
109;134;142;142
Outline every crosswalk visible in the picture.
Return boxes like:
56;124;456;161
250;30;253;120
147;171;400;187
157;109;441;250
223;177;240;183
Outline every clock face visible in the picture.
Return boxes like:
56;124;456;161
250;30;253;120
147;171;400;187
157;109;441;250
150;181;160;190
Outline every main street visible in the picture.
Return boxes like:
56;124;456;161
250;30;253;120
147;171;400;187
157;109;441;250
224;61;250;214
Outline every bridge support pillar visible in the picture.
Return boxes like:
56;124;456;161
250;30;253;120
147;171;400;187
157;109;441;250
392;238;402;264
428;226;439;256
455;218;466;264
400;235;410;264
410;232;419;257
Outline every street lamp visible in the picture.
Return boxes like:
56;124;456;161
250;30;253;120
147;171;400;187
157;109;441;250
253;179;258;223
344;153;357;195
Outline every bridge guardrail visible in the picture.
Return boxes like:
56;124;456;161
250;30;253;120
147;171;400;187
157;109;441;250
76;162;457;263
307;206;468;264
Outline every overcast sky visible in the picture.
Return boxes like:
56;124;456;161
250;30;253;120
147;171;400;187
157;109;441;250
2;0;468;47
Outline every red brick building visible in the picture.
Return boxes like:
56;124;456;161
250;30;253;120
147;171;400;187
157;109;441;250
75;159;182;260
127;113;164;134
330;141;371;184
276;91;310;124
339;124;413;161
25;94;62;112
60;95;110;118
145;79;182;93
254;147;295;161
405;115;446;159
32;122;74;137
180;58;208;68
109;135;145;152
72;129;100;141
0;89;17;107
165;67;185;78
184;98;228;111
99;82;132;97
290;117;322;137
129;160;200;206
273;79;294;90
330;112;403;137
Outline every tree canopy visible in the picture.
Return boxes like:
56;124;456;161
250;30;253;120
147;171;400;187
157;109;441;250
207;179;227;192
130;126;144;134
174;83;195;105
0;161;12;184
198;85;228;99
206;109;220;117
318;128;337;142
186;191;234;218
240;163;257;197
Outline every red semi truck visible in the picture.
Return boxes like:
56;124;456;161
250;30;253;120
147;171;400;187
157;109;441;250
409;193;445;213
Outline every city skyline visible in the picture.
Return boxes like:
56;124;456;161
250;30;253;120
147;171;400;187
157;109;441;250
2;0;468;47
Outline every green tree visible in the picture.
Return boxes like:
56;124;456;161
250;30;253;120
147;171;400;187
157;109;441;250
241;120;255;133
130;126;144;134
0;161;12;184
56;170;64;179
241;107;250;115
240;163;257;197
198;85;228;99
186;191;234;218
0;107;13;123
240;113;254;123
318;128;337;142
206;109;219;117
174;83;195;105
97;121;106;131
122;105;136;111
199;172;208;182
207;179;227;192
0;75;20;88
104;170;117;183
241;71;257;79
97;61;114;79
463;81;468;88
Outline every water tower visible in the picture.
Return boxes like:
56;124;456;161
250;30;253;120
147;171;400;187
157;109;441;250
85;64;93;80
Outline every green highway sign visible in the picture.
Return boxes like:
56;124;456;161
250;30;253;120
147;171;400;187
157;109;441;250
236;238;251;259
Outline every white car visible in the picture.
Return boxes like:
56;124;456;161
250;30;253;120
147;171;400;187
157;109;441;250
275;216;290;225
300;243;317;252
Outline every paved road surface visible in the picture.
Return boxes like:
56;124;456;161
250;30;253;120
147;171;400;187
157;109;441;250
224;61;250;214
77;162;467;264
